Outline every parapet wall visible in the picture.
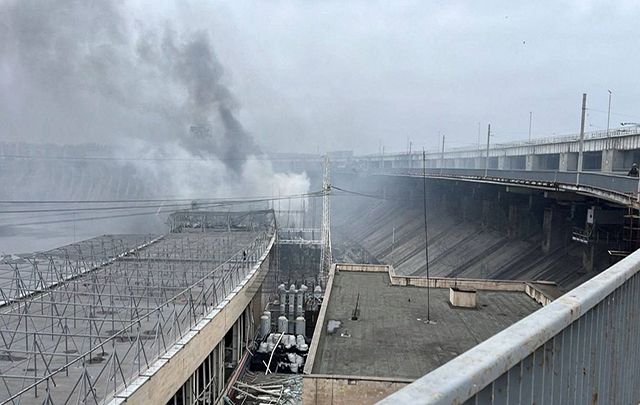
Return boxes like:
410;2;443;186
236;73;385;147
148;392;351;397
303;375;412;405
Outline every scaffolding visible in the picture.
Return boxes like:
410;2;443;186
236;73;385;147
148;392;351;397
0;211;275;405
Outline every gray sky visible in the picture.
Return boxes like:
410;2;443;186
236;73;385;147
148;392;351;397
2;0;640;155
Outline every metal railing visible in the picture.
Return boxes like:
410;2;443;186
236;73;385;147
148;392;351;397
0;227;274;405
390;168;640;198
358;125;640;158
377;246;640;405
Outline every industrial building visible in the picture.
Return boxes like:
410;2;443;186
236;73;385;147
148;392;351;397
0;210;276;405
302;264;545;405
5;126;640;404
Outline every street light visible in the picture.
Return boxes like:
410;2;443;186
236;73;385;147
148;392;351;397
606;90;612;137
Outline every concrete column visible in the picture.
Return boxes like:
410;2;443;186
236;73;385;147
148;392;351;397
541;207;566;254
217;343;224;397
582;244;595;273
482;200;491;229
526;155;533;171
498;156;506;170
560;152;578;171
475;157;484;170
542;208;553;253
232;319;239;364
602;149;624;172
461;194;472;222
508;204;518;240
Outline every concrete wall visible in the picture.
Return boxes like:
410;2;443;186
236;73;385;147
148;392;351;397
335;263;388;272
304;264;338;375
449;287;477;308
525;283;556;306
303;375;411;405
387;266;557;306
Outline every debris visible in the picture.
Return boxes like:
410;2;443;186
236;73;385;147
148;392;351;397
235;372;302;405
265;333;285;375
327;319;341;334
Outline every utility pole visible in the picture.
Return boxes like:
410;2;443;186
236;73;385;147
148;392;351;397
528;111;533;142
577;93;587;183
440;133;445;175
422;149;431;323
478;122;481;149
381;146;385;174
606;90;612;149
391;226;395;266
485;124;491;177
409;141;412;169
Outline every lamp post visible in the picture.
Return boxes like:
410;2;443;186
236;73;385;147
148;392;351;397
606;90;612;149
606;91;612;137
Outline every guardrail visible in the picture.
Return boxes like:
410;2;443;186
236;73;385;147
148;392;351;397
390;168;640;198
358;125;640;158
377;243;640;405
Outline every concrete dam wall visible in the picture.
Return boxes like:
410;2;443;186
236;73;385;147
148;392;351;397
331;174;620;291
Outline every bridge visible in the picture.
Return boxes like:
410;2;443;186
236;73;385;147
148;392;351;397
350;124;640;173
304;153;640;404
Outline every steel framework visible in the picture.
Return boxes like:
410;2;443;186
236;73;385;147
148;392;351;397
0;211;275;405
319;157;332;285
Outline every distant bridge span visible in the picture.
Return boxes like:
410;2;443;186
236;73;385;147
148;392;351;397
384;168;640;208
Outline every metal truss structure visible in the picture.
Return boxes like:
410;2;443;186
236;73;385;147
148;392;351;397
319;157;332;284
276;228;322;245
0;210;275;405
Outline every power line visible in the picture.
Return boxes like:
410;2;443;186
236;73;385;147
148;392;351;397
0;192;327;226
0;154;320;162
586;108;640;120
330;185;412;201
0;191;325;210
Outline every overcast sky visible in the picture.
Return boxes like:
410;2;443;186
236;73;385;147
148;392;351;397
2;0;640;155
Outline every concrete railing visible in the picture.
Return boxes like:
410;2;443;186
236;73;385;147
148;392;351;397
376;246;640;405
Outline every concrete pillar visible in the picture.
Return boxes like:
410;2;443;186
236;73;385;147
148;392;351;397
582;244;595;273
508;204;518;240
542;208;553;254
217;343;224;397
560;152;578;171
602;149;624;172
482;200;491;229
462;194;474;222
475;157;484;170
232;318;240;364
498;156;506;170
524;155;535;170
541;208;565;254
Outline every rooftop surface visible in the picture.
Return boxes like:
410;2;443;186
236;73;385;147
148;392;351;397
311;270;541;379
0;219;273;405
